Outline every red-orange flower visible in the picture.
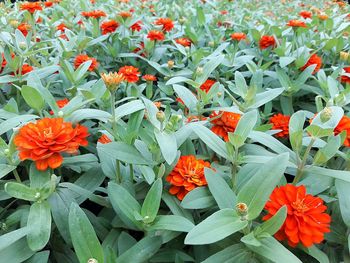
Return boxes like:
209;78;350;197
287;20;307;28
81;10;106;19
334;115;350;146
20;2;42;13
259;35;276;49
269;113;290;138
340;67;350;84
50;98;69;115
101;20;119;35
166;155;211;200
154;18;174;32
200;79;216;93
299;54;322;74
142;74;157;82
210;111;241;141
119;11;132;18
175;38;192;47
263;184;331;248
231;32;247;41
17;23;31;37
74;54;98;71
118;65;140;83
56;23;67;32
130;20;142;32
17;64;33;75
44;2;54;8
299;11;312;19
147;30;165;41
98;134;112;144
14;118;89;170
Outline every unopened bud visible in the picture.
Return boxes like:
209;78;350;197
217;92;222;97
4;148;10;156
167;60;174;69
320;107;333;123
179;17;187;24
236;202;248;219
340;51;349;62
87;259;98;263
57;111;64;117
156;111;165;122
9;20;19;27
19;41;26;49
34;192;41;199
196;67;203;75
208;41;215;47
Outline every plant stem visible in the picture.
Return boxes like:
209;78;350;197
110;90;121;183
292;138;315;185
129;164;134;182
13;169;21;182
116;160;121;183
231;148;239;190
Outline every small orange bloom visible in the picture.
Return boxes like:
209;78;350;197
269;113;290;138
14;118;89;170
56;23;67;32
154;18;174;32
299;54;322;74
101;20;119;35
50;98;69;115
259;35;276;49
17;23;31;37
220;10;228;15
299;11;312;19
318;14;328;20
264;184;331;247
287;20;307;28
166;155;211;200
118;65;140;83
15;64;33;75
130;20;142;32
175;38;192;47
230;32;247;41
44;2;54;8
20;2;42;13
142;74;157;82
81;10;106;19
186;115;207;123
200;79;216;93
119;11;132;18
98;134;112;144
210;111;241;141
334;115;350;146
147;30;165;41
341;67;350;84
74;54;98;71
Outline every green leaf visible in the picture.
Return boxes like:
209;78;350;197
241;232;261;247
229;110;257;149
0;227;29;250
289;111;306;153
247;88;284;109
335;179;350;227
279;57;296;68
181;187;216;209
195;55;224;84
255;206;287;237
205;168;236;209
202;244;253;263
115;100;145;120
305;166;350;183
154;130;178;165
0;164;16;180
26;251;50;263
0;238;35;263
234;71;248;97
21;85;45;112
69;203;104;263
4;182;38;201
237;153;289;220
173;84;198;111
147;215;194;232
185;209;247;245
0;115;38;136
27;201;52;251
304;246;330;263
141;179;163;223
313;135;342;165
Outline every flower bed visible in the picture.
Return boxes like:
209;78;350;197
0;0;350;262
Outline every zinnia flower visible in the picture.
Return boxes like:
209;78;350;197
20;2;42;13
56;23;67;32
81;10;106;19
130;20;142;32
147;30;165;41
334;115;350;146
101;20;119;35
154;18;174;32
231;32;247;41
210;111;241;141
119;11;132;18
101;72;125;91
16;64;33;75
269;113;290;138
287;20;307;28
166;155;211;200
340;67;350;84
14;118;89;170
299;54;322;74
50;98;69;115
175;38;192;47
142;74;157;82
17;23;31;37
299;11;312;19
259;35;276;49
74;54;98;71
118;65;140;83
263;184;331;247
44;2;54;8
200;79;216;93
98;134;112;144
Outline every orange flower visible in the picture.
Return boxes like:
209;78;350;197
334;115;350;146
56;23;67;32
147;30;165;41
186;115;207;123
318;14;328;20
130;20;142;32
166;155;211;200
44;2;54;8
154;18;174;32
210;111;241;141
14;118;89;170
119;11;132;18
81;10;106;19
269;113;290;138
101;20;119;35
259;35;276;49
74;54;98;71
220;10;228;15
299;54;322;74
20;2;42;13
263;184;331;248
118;65;140;83
17;23;31;37
340;67;350;84
98;134;112;144
287;20;307;28
200;79;216;93
133;42;146;57
15;64;33;75
50;98;69;115
142;74;157;82
230;32;247;41
299;11;312;19
175;37;192;47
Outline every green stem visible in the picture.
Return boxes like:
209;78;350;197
292;138;315;185
110;90;117;135
116;160;121;183
129;164;134;182
231;148;239;190
13;169;21;183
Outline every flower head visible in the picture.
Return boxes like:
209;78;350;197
98;134;112;144
175;37;192;47
56;23;67;32
259;35;276;49
130;20;142;32
17;23;31;37
210;111;241;141
231;32;247;41
287;20;307;28
340;67;350;84
264;184;331;247
147;30;165;41
154;18;174;32
101;20;119;35
50;98;69;115
17;64;33;75
142;74;157;82
74;54;98;71
44;2;54;8
14;118;89;170
20;2;42;13
299;54;322;74
119;11;132;18
118;65;140;83
299;11;312;19
81;10;106;19
166;155;211;200
200;79;216;93
334;115;350;146
269;113;290;138
101;72;125;91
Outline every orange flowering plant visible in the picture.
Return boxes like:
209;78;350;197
0;0;350;262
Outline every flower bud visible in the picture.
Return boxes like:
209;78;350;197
179;17;187;24
236;202;248;219
217;92;222;97
208;41;214;47
19;41;26;49
320;107;333;123
156;111;165;122
3;148;10;156
196;67;203;75
340;51;349;62
87;259;98;263
167;60;174;69
9;20;19;27
34;192;41;199
58;111;64;117
101;72;125;92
